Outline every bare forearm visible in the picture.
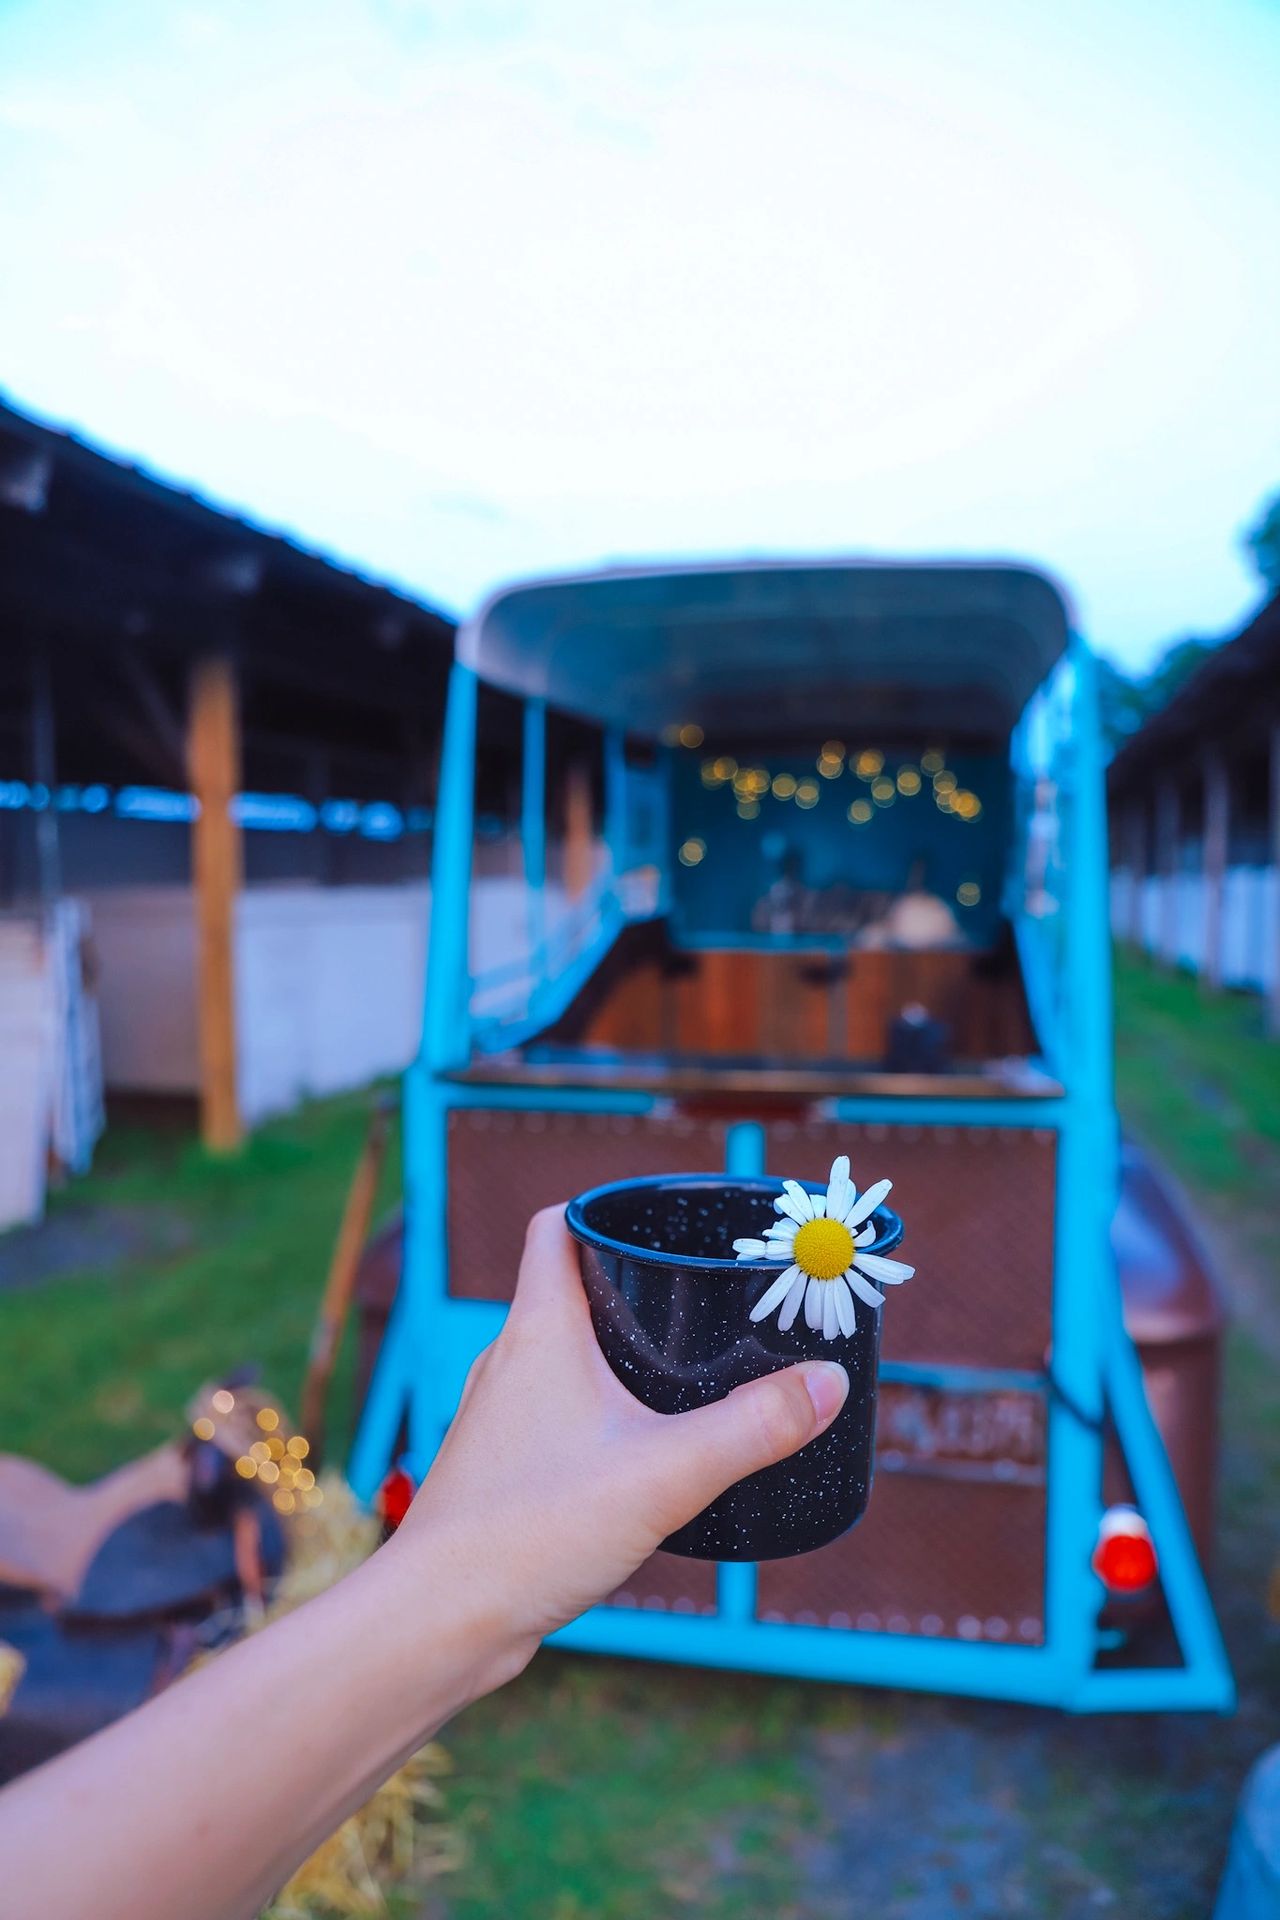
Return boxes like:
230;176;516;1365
0;1526;529;1920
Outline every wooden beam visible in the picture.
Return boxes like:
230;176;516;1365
1271;724;1280;1038
563;759;594;901
1155;777;1181;968
1202;750;1229;993
188;654;243;1152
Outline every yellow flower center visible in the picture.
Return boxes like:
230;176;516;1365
793;1217;854;1281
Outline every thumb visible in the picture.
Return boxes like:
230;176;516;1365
641;1362;849;1530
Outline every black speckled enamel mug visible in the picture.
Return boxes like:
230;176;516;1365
565;1173;905;1561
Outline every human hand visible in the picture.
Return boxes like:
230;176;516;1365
392;1205;849;1674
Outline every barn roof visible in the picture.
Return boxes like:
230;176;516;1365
1107;594;1280;798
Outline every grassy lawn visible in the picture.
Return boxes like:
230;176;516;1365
1;951;1277;1917
0;1091;401;1476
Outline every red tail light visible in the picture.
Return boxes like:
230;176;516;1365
377;1464;416;1531
1092;1505;1158;1594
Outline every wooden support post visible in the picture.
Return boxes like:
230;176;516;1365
1155;777;1181;968
188;655;243;1152
1202;750;1229;994
1270;725;1280;1038
564;759;594;901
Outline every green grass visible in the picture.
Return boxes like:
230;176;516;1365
1112;945;1280;1215
2;954;1277;1916
0;1092;401;1477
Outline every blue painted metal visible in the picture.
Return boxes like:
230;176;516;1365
422;664;477;1072
523;697;547;956
350;569;1233;1715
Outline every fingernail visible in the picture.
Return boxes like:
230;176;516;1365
802;1361;849;1429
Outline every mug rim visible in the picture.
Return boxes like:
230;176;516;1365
565;1171;905;1272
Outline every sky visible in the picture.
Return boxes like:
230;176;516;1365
0;0;1277;669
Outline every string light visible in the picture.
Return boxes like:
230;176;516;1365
235;1456;257;1479
211;1390;235;1416
250;1440;270;1464
957;881;982;906
286;1436;310;1460
255;1408;279;1432
192;1417;215;1442
695;744;984;839
678;837;706;866
258;1460;280;1486
677;723;704;749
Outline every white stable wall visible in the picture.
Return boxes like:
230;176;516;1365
1110;866;1277;993
80;877;554;1127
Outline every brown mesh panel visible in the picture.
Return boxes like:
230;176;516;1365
446;1107;728;1300
605;1551;719;1616
766;1119;1057;1371
755;1471;1046;1643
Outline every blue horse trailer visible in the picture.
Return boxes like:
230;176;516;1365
351;558;1233;1713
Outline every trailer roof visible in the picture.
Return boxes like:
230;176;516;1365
459;558;1072;739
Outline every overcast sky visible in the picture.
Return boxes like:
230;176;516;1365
1;0;1276;667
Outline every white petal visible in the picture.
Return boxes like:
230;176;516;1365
853;1222;876;1247
777;1271;807;1332
749;1265;802;1323
826;1155;853;1220
854;1251;915;1285
775;1183;813;1225
784;1178;816;1220
834;1276;856;1337
809;1192;827;1218
847;1177;892;1228
822;1282;839;1340
733;1238;769;1260
846;1267;886;1309
765;1217;798;1242
804;1278;824;1329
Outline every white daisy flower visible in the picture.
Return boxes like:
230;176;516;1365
731;1154;914;1341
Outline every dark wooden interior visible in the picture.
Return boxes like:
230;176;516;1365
543;919;1037;1065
